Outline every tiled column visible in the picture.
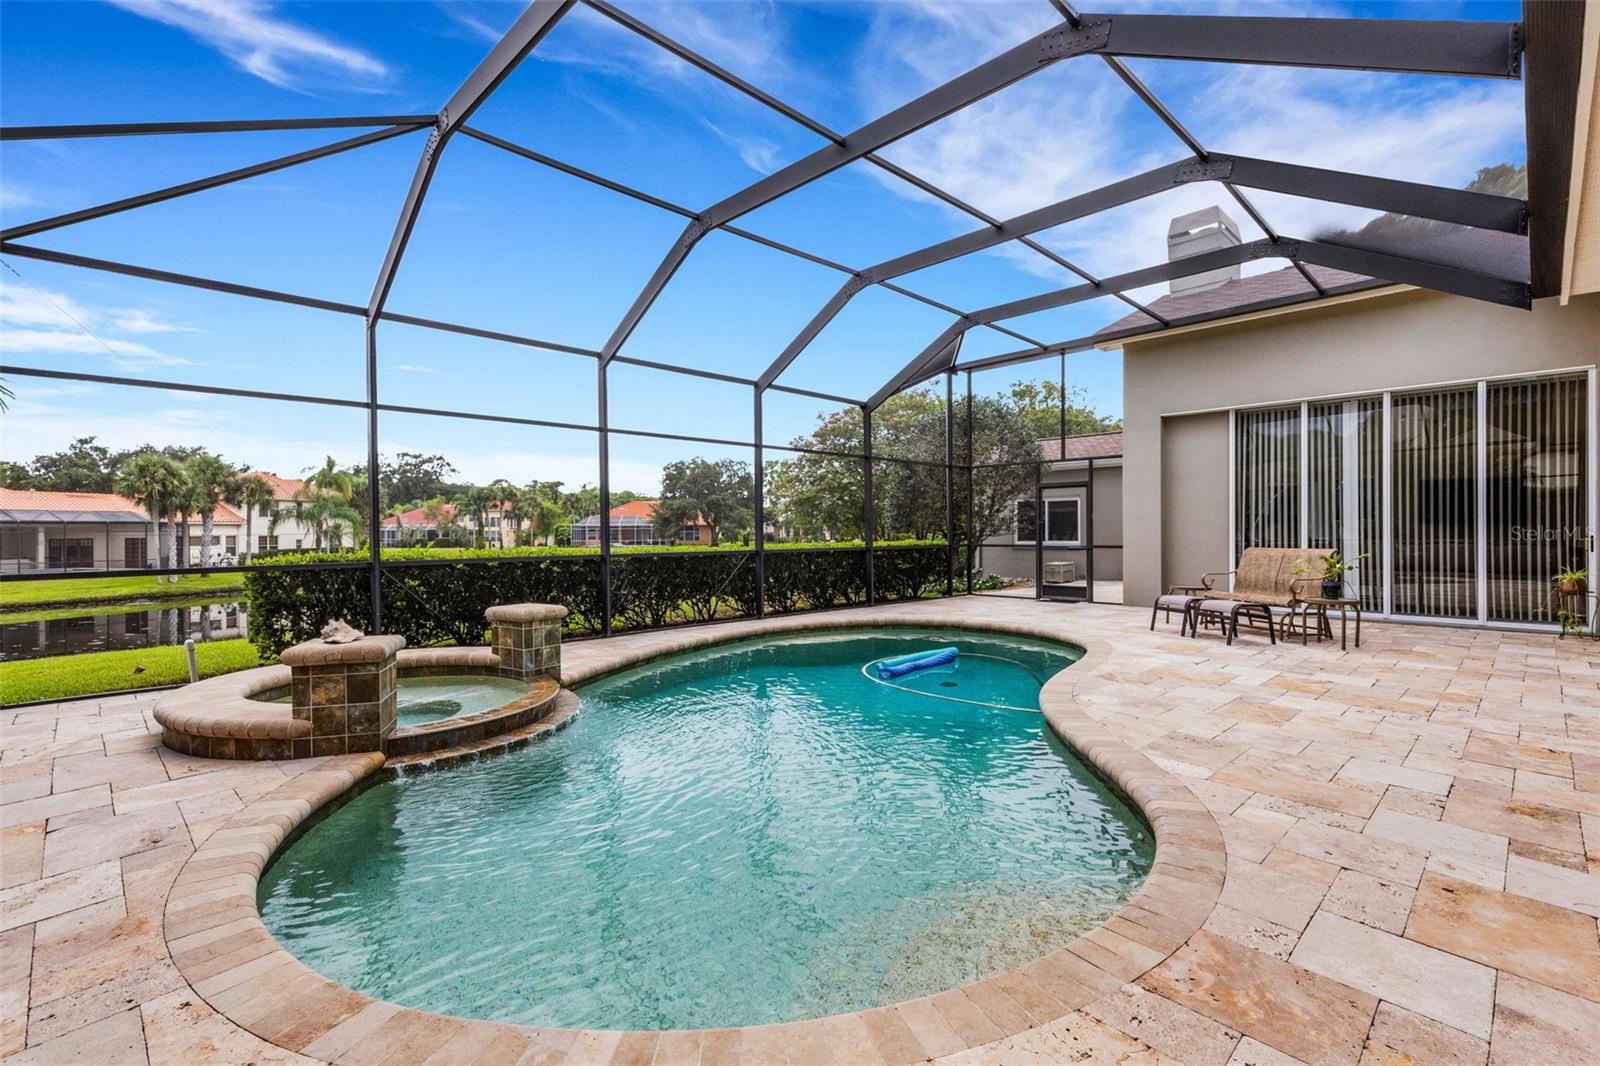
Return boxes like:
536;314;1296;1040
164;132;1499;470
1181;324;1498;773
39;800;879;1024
486;603;568;683
279;634;406;756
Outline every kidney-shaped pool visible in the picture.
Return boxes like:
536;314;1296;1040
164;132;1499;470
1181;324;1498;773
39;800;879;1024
258;627;1152;1030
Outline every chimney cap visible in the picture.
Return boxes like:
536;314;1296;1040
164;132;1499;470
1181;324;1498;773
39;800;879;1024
1168;204;1241;241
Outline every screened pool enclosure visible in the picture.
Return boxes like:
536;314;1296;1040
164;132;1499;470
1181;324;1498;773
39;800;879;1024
1;0;1567;644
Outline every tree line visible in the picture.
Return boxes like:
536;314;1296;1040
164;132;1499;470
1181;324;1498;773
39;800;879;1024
5;376;1115;555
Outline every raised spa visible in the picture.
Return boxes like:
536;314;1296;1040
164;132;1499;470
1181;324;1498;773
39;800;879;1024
259;628;1152;1031
259;673;531;728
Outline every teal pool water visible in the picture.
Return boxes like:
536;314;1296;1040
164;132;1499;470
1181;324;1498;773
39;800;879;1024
258;628;1153;1030
258;674;529;728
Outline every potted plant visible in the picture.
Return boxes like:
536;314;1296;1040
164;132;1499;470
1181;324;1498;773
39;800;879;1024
1296;550;1368;599
1555;567;1588;596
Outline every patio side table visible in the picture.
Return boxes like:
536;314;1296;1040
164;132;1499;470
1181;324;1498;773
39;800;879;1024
1294;596;1362;650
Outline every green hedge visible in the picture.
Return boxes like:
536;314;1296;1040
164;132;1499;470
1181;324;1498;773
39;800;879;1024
244;542;947;655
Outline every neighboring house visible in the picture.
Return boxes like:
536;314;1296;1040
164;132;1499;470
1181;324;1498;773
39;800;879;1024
976;432;1124;602
181;503;245;564
250;473;350;555
0;488;243;571
569;499;715;546
1107;193;1600;630
380;503;460;547
0;488;158;573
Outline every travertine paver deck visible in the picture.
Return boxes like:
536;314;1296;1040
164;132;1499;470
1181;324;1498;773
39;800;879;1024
2;598;1597;1065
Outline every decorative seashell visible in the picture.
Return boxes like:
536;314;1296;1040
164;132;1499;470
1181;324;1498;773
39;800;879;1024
319;619;364;644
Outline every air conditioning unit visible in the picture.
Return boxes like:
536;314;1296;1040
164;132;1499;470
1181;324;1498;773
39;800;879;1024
1043;561;1076;585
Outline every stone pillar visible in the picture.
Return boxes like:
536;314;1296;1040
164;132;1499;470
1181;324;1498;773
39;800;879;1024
486;603;568;683
279;634;405;756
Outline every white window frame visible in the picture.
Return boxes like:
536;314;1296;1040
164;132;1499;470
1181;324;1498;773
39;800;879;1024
1227;365;1595;631
1013;496;1084;547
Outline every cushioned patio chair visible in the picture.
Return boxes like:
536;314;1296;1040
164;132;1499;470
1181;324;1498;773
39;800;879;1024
1166;547;1331;641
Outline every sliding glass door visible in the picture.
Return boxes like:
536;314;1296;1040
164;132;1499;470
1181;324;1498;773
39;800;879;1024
1232;370;1592;627
1486;375;1589;623
1391;387;1478;619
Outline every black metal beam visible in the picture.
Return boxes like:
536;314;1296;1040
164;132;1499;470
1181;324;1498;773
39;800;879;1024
1086;12;1523;77
1295;240;1530;307
0;115;435;141
1522;0;1588;297
1;125;420;242
368;0;575;319
762;152;1524;389
0;241;366;315
597;18;1114;364
872;230;1531;405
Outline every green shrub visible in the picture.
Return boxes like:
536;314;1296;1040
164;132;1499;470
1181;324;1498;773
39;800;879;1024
244;541;948;655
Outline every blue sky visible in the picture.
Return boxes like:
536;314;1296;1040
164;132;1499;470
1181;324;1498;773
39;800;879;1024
0;0;1526;493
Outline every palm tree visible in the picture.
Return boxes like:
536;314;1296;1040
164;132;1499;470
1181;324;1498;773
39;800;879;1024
116;451;186;580
486;479;519;546
304;456;353;501
184;453;237;569
231;473;274;560
272;492;359;552
454;485;495;548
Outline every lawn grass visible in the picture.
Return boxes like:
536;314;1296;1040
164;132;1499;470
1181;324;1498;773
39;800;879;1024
0;639;261;705
0;573;245;611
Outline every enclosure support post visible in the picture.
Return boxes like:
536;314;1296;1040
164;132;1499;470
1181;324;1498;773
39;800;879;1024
598;361;612;637
1034;466;1044;602
945;370;955;598
364;321;382;632
965;372;975;595
863;407;875;604
1086;456;1097;603
753;385;766;617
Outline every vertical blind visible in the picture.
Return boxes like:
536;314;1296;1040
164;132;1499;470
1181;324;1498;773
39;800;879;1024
1486;374;1589;623
1235;406;1300;561
1390;387;1478;619
1235;374;1589;624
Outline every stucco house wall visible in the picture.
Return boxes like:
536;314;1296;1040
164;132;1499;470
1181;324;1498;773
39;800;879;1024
1122;288;1600;607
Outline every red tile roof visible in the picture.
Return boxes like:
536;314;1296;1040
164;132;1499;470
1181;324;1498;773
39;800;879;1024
381;503;457;528
0;488;244;523
610;499;658;520
253;472;305;499
0;487;149;516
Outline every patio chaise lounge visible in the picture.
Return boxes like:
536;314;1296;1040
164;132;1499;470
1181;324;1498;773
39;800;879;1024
1154;547;1332;642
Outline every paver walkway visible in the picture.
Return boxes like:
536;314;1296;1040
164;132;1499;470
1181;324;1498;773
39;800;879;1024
2;598;1596;1064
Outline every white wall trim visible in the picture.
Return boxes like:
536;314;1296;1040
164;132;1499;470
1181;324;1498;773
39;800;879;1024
1159;364;1597;421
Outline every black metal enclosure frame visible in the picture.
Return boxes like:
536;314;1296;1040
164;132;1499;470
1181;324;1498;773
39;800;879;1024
1;0;1565;634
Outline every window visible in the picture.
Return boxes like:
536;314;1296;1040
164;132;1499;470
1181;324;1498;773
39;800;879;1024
257;535;279;552
258;502;272;518
1014;498;1082;545
48;538;95;568
681;525;699;542
225;536;237;552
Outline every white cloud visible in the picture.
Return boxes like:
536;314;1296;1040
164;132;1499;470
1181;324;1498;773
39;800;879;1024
0;183;38;212
393;363;443;375
836;3;1525;292
107;0;389;91
0;281;194;369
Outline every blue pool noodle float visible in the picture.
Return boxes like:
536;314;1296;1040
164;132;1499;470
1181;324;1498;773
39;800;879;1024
877;647;958;679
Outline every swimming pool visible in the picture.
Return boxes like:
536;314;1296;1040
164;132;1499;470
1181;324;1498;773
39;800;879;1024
258;627;1152;1030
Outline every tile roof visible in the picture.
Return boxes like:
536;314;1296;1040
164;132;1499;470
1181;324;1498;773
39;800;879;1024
381;503;458;528
0;488;150;522
253;472;305;499
1095;264;1373;338
0;488;243;524
1039;431;1123;461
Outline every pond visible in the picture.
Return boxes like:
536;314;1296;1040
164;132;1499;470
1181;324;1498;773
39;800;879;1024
0;600;248;661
